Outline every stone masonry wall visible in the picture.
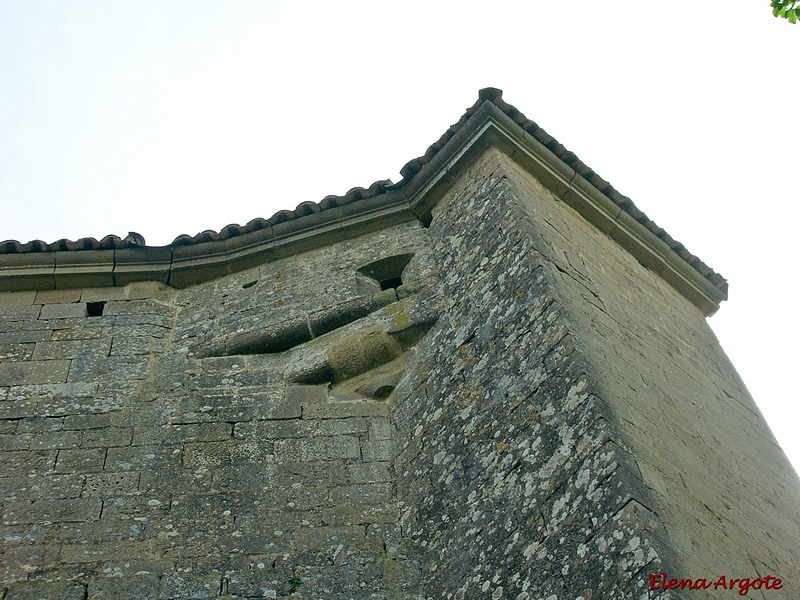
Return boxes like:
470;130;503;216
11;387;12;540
0;221;439;599
2;146;798;600
501;150;800;598
391;150;681;599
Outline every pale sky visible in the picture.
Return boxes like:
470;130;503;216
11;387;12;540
1;1;799;477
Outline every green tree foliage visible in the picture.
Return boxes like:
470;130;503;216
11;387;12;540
772;0;800;23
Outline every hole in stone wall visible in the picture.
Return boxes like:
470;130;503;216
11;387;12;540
373;385;395;400
380;277;403;291
357;253;414;292
242;280;258;289
87;301;106;317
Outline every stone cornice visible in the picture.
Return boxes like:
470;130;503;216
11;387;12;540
0;96;726;315
400;101;726;315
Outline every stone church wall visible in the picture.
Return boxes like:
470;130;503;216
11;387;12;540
392;149;678;599
499;149;800;598
1;145;798;599
0;221;437;599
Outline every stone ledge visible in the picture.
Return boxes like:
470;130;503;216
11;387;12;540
0;101;725;316
402;101;726;316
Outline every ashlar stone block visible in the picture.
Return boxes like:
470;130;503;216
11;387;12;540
54;448;106;473
0;360;70;385
38;303;87;319
0;290;37;307
34;289;81;305
0;305;41;322
273;436;361;462
0;450;56;477
0;343;34;361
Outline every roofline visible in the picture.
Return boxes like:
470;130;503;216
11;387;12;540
0;90;727;315
401;100;726;315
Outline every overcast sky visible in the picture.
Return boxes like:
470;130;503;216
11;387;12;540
1;1;798;476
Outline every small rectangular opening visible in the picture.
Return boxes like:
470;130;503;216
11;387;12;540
380;276;403;291
358;253;413;292
87;301;106;317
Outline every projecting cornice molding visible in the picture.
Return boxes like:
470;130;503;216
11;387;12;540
399;100;727;316
0;90;727;315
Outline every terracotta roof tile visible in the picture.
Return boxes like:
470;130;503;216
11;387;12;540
0;232;145;254
0;89;725;293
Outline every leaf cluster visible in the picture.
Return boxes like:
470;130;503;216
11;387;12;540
772;0;800;23
288;577;303;593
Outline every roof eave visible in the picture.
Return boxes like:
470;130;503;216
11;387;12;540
0;97;726;316
401;100;726;316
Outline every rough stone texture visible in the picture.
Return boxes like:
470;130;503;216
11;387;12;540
389;150;674;600
498;150;800;597
0;224;435;599
0;148;798;600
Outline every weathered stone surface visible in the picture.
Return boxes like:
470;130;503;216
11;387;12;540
15;416;63;434
0;320;22;333
166;386;299;424
234;417;367;440
303;398;390;420
79;285;127;303
348;461;392;484
0;343;34;361
5;580;86;600
0;227;432;595
2;497;101;525
0;130;797;600
132;422;231;445
81;426;132;448
59;539;150;564
361;439;392;462
54;448;106;473
273;436;361;462
86;574;160;600
0;393;120;420
0;291;37;307
82;471;140;497
3;383;105;419
0;434;30;451
184;439;273;467
0;451;56;477
31;338;111;361
0;305;41;322
106;444;182;473
124;280;172;300
68;354;150;383
321;503;402;526
368;417;392;440
330;482;392;505
62;413;112;430
27;430;81;450
34;289;82;305
39;303;87;319
0;360;70;385
0;330;51;344
50;323;104;341
1;474;83;502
